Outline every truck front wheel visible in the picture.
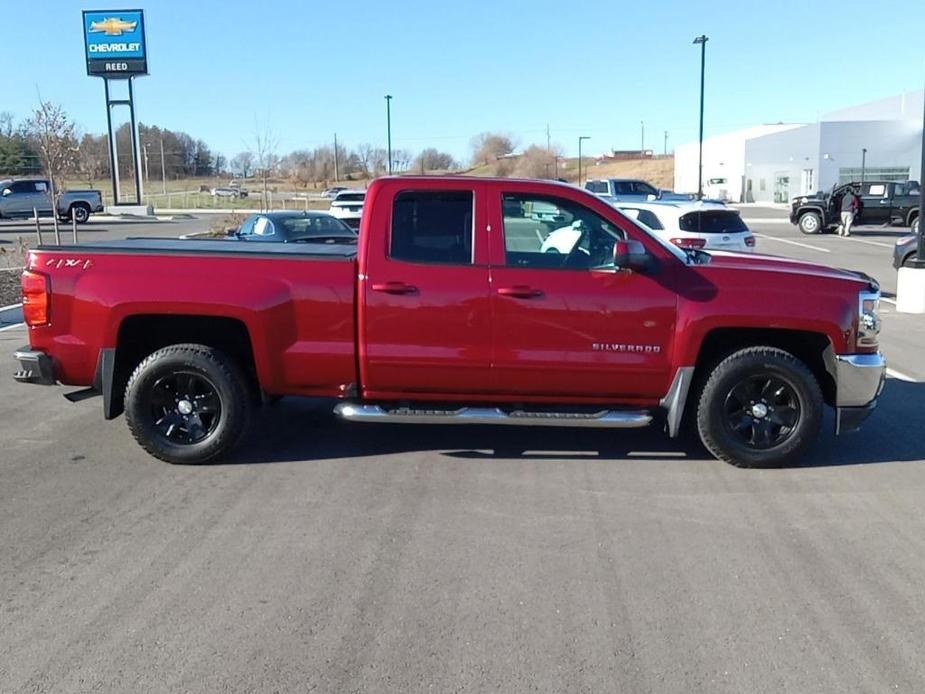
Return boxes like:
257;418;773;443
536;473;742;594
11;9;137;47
798;212;822;235
124;344;251;464
696;347;822;468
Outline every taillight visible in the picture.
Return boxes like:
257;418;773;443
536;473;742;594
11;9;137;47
745;235;756;248
670;237;706;250
21;270;49;326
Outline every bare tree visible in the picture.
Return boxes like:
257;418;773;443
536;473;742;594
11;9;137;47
414;148;457;173
24;100;78;196
250;118;278;211
230;151;254;179
470;132;515;166
514;144;563;179
75;133;109;188
0;112;13;139
24;99;79;238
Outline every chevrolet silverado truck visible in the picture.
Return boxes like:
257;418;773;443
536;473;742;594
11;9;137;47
13;176;885;468
791;180;920;235
0;178;104;223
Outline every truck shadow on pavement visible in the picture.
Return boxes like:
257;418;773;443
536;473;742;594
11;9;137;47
227;378;923;468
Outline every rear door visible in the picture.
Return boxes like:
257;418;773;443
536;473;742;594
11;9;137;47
858;182;891;224
360;182;492;396
487;187;677;399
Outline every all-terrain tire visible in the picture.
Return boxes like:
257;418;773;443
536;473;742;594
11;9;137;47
798;212;822;235
697;347;822;468
124;343;251;464
70;203;91;224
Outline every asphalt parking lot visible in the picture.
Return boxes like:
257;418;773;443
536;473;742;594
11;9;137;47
2;207;925;692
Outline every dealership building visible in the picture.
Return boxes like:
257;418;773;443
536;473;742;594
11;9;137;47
674;90;924;203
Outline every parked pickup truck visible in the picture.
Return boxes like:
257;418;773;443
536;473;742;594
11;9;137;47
13;176;885;468
0;178;104;223
791;180;920;235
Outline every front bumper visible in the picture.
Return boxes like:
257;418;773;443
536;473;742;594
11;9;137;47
834;352;886;434
13;347;56;385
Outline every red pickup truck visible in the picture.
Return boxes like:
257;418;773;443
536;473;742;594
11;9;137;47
14;176;885;468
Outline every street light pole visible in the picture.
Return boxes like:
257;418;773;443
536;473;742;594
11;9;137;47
911;90;925;268
861;147;867;185
640;121;645;153
693;34;709;199
385;95;393;176
578;136;590;187
159;138;166;195
333;132;339;182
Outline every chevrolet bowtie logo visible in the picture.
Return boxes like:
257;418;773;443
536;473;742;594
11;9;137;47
88;17;137;36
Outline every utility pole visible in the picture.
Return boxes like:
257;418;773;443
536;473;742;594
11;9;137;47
333;132;339;182
664;130;668;156
159;137;167;195
640;121;645;153
693;34;709;199
142;144;149;182
860;147;867;185
385;95;393;175
546;123;551;153
578;136;590;187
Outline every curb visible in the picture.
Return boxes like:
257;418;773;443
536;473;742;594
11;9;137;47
0;302;24;330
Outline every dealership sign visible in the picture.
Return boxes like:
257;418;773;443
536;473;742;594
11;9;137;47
82;9;147;76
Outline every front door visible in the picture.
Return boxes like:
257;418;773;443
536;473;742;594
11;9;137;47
4;180;47;217
360;183;492;396
488;190;677;400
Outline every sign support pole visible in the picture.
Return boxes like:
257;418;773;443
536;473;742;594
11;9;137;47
103;78;120;205
128;77;143;204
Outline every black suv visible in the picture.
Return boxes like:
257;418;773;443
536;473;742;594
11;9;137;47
790;180;920;235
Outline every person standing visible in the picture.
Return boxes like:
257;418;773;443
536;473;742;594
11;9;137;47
838;186;858;237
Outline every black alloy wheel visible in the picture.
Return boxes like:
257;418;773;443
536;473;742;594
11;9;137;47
147;371;222;445
722;373;800;449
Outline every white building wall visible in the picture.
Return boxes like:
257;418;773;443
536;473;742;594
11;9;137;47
745;125;821;203
674;124;804;201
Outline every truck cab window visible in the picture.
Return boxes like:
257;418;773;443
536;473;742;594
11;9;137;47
502;194;625;270
390;190;474;264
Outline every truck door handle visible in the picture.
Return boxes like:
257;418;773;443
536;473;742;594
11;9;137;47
497;286;544;299
371;281;418;295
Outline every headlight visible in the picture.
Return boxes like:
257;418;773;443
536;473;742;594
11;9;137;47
857;289;881;349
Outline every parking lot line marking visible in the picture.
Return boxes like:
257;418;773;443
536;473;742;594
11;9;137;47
0;322;25;332
840;236;893;249
886;367;918;382
881;297;897;306
753;234;830;253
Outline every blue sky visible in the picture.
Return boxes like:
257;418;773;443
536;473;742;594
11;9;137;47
3;0;924;161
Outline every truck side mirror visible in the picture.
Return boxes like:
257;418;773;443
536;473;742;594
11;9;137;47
1;189;10;197
613;239;652;273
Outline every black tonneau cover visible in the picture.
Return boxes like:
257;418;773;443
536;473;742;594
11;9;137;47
37;237;358;259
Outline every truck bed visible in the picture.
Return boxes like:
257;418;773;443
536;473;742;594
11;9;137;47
26;239;359;398
42;238;358;259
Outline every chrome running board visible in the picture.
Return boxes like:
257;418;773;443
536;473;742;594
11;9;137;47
334;403;652;428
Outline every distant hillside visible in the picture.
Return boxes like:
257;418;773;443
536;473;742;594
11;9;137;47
572;157;674;189
461;156;675;189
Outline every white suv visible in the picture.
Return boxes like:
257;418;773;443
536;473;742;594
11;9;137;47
540;201;755;254
328;190;366;229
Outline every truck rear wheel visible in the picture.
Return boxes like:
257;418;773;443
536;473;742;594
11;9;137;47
696;347;822;468
798;212;822;235
70;203;90;224
124;343;251;464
